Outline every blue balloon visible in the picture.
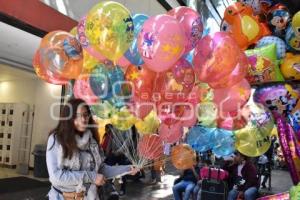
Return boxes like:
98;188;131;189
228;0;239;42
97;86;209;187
89;63;124;101
212;129;235;157
187;126;215;152
124;14;148;66
256;36;286;59
184;49;194;65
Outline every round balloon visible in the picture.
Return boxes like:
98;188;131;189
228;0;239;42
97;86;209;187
124;14;148;65
172;58;195;91
89;62;124;101
39;31;83;79
73;74;99;105
187;126;215;152
135;111;160;135
32;49;68;85
137;14;186;72
171;144;196;170
197;102;217;127
256;36;286;59
212;128;235;157
159;122;183;143
111;108;137;131
138;134;163;160
193;32;242;83
235;102;274;157
90;101;117;119
168;6;203;53
213;79;251;112
85;1;134;61
281;53;300;80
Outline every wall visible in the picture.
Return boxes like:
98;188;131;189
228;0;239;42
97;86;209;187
29;81;61;167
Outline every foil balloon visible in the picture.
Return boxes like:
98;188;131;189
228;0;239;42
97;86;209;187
32;49;68;85
187;126;215;152
254;84;299;118
159;122;183;143
82;50;100;72
73;74;99;105
85;1;134;61
157;103;185;126
124;14;148;66
290;184;300;200
217;106;250;131
223;2;270;50
171;144;196;170
289;100;300;140
256;36;286;59
256;192;289;200
266;4;290;38
168;6;203;53
212;128;235;157
292;11;300;38
193;32;242;83
172;58;195;91
285;24;300;52
138;134;164;160
239;0;261;15
137;14;186;72
213;79;251;112
69;26;77;37
276;116;300;185
234;102;274;157
135;111;160;135
77;16;106;61
245;44;284;84
281;53;300;80
197;102;217;127
39;31;83;79
180;104;198;127
89;62;124;101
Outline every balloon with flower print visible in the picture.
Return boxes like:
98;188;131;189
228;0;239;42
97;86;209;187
85;1;134;61
138;14;187;72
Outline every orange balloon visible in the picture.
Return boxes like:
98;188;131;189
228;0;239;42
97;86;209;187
193;32;242;83
39;31;83;79
223;2;270;50
171;144;196;170
33;49;68;85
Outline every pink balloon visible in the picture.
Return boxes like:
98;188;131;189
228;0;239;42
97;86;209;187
213;79;251;112
181;105;198;127
77;16;106;62
138;134;163;160
172;58;195;91
128;100;155;120
193;32;242;83
138;14;187;72
73;75;99;105
217;109;248;130
159;123;183;143
168;6;203;53
208;53;249;89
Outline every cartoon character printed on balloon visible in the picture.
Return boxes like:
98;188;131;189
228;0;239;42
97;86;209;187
190;17;203;48
267;5;290;38
123;17;134;42
247;55;274;83
166;72;183;92
141;32;156;59
265;92;298;117
238;0;261;15
63;37;82;60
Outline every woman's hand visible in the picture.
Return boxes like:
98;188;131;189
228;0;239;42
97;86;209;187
95;174;106;186
130;166;140;176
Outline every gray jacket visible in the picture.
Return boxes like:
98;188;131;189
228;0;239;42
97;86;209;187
46;132;131;200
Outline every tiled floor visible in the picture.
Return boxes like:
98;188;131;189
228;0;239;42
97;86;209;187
0;166;293;200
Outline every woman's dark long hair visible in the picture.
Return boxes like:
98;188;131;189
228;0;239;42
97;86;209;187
49;98;99;159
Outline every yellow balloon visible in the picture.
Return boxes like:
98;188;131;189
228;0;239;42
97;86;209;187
197;102;217;127
135;111;160;135
241;16;259;41
281;53;300;80
85;1;134;61
83;50;100;72
111;108;137;131
69;26;78;36
235;102;274;157
292;11;300;37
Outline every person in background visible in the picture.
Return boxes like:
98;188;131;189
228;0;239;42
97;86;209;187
46;98;138;200
193;159;212;200
257;154;269;189
225;152;259;200
172;161;199;200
